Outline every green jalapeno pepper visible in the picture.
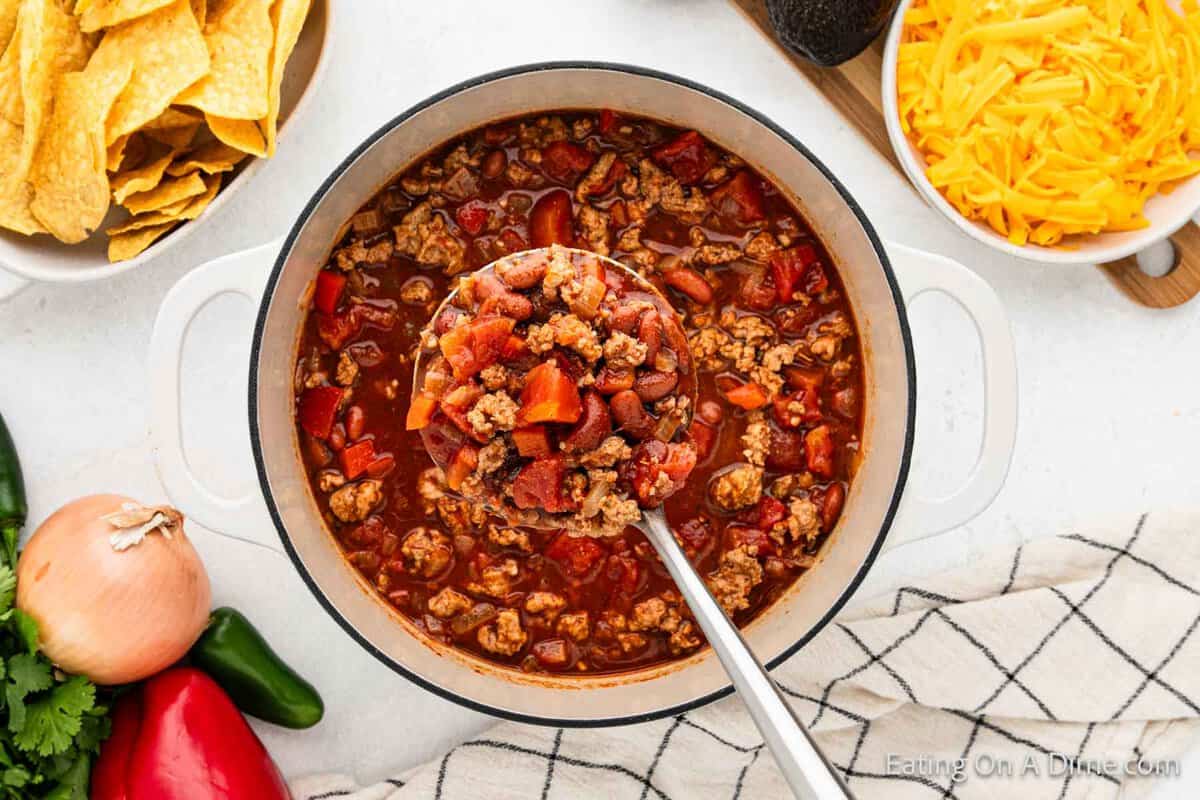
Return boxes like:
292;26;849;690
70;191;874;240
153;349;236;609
190;607;324;729
0;413;26;570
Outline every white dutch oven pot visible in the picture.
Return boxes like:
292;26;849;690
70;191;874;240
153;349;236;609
148;64;1018;726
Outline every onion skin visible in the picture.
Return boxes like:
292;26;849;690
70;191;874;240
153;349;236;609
16;494;211;685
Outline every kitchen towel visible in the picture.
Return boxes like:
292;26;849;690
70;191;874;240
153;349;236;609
292;512;1200;799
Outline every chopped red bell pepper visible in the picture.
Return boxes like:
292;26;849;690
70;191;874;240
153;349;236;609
769;245;821;303
439;316;516;380
545;531;606;577
687;420;717;461
805;424;835;479
651;130;713;184
722;381;769;410
710;170;765;224
298;385;343;439
512;425;553;458
625;440;697;505
513;454;578;513
340;439;376;479
542;141;595;181
445;443;479;490
406;391;438;430
746;496;788;531
598;109;619;134
529;190;573;248
772;387;822;428
501;334;527;360
91;668;289;800
316;309;361;350
455;200;490;236
519;360;582;424
313;270;346;314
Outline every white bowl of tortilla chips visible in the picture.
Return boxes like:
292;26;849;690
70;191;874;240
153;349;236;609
0;0;330;292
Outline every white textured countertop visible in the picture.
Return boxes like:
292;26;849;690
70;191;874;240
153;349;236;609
1;0;1198;795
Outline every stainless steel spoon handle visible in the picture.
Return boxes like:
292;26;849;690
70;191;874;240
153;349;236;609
640;509;853;800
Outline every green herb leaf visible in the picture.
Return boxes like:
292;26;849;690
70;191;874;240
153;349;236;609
13;677;95;757
42;754;89;800
6;655;51;701
0;568;14;616
11;612;37;657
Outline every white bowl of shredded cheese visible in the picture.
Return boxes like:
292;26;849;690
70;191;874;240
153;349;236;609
882;0;1200;266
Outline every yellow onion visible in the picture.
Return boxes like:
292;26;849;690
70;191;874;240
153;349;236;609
16;494;210;685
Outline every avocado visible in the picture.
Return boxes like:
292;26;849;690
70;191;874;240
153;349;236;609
766;0;901;67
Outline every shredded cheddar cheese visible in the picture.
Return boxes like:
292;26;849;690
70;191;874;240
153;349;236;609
897;0;1200;247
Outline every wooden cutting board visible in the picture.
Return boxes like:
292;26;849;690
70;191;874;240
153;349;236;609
729;0;1200;309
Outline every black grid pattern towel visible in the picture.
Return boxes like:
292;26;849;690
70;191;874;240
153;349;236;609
293;512;1200;799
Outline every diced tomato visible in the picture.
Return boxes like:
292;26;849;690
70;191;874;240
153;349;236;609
624;440;697;505
542;141;595;181
805;263;829;295
651;130;713;184
501;334;527;360
531;639;571;667
420;417;467;468
439;316;517;380
766;428;807;472
605;553;641;593
659;442;697;482
785;366;825;394
519;360;582;424
352;302;399;330
736;271;778;311
439;383;485;438
512;425;552;458
546;531;606;577
805;425;835;479
529;190;573;248
769;245;822;303
687;421;718;461
298;386;343;439
446;443;479;491
497;228;528;255
583;158;628;197
728;524;775;556
675;517;713;553
513;455;578;513
745;496;787;531
723;381;769;410
406;391;438;430
455;201;490;236
598;109;619;134
313;270;346;315
772;387;821;429
340;439;376;480
710;170;765;224
316;310;361;350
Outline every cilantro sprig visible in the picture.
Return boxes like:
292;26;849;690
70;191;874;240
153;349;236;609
0;561;109;799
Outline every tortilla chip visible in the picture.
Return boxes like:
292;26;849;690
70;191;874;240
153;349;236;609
107;220;175;261
17;0;92;173
206;113;265;157
90;0;209;144
29;60;132;242
189;0;204;25
165;139;245;176
0;0;17;52
105;132;130;171
106;172;219;234
110;149;173;203
142;119;198;149
0;116;42;234
120;170;205;214
78;0;173;32
0;23;21;125
176;0;271;120
263;0;310;156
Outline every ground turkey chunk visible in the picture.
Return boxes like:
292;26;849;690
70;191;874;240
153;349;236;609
392;201;466;274
477;609;527;657
538;313;602;362
524;592;566;625
335;350;358;386
689;326;731;372
603;331;647;369
428;587;472;619
467;558;519;599
740;414;770;467
707;546;764;614
575;151;617;200
577;205;610;256
487;526;532;552
773;497;821;545
556;611;590;642
467;392;519;438
709;464;763;511
637;159;709;223
479;364;508;391
400;527;453;578
541;246;576;299
578;436;632;468
334;239;392;271
475;439;509;475
329;480;382;522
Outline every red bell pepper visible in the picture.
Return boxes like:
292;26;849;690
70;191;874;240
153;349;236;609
529;190;573;248
340;439;376;479
313;270;346;315
298;385;343;439
91;667;290;800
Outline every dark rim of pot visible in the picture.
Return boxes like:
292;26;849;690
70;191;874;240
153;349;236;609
248;60;917;729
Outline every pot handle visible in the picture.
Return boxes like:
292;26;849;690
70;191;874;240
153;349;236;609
147;240;284;552
883;242;1018;549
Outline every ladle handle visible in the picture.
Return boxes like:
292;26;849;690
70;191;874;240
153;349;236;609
640;509;853;800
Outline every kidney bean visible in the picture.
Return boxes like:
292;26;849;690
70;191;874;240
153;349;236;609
664;266;714;304
561;392;612;453
660;314;691;374
345;406;365;440
495;255;548;289
482;149;507;179
480;290;533;321
609;390;655;439
304;434;332;466
328;423;346;452
831;386;858;420
608;304;642;334
347;551;381;573
820;483;845;530
595;367;635;395
765;429;806;471
638;310;662;367
366;453;396;479
435;307;466;336
634;370;679;402
696;398;723;425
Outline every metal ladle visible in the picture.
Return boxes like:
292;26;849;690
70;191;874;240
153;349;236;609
413;247;852;800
